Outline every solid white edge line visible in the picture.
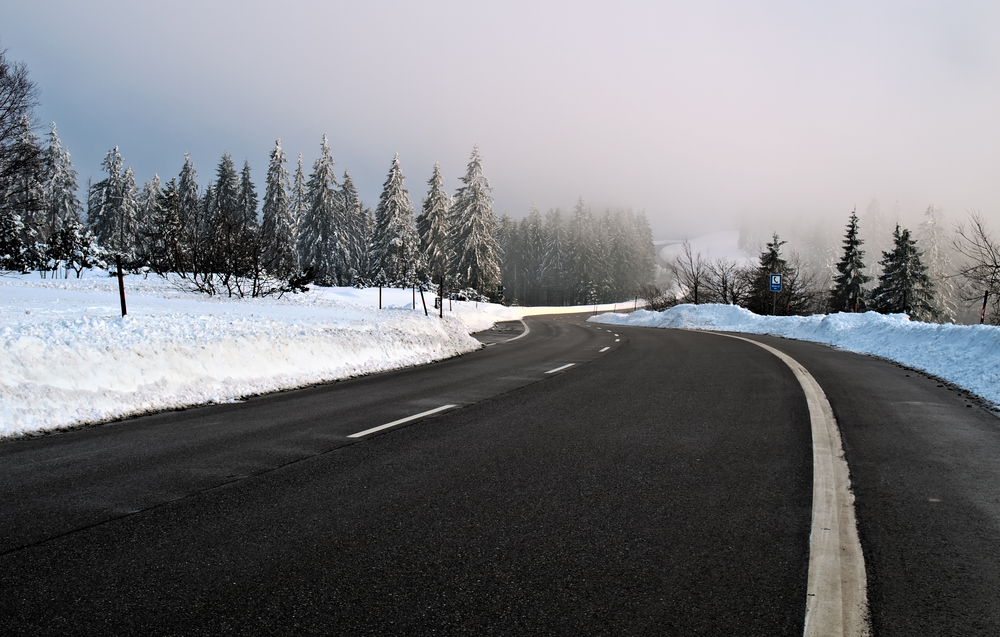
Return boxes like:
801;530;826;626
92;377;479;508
545;363;575;374
708;332;870;637
599;346;610;352
348;404;457;438
502;318;531;344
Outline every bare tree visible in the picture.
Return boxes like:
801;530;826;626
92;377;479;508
705;257;751;305
670;240;708;304
0;45;42;209
953;211;1000;324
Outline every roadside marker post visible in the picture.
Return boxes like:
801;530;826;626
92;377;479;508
770;273;782;315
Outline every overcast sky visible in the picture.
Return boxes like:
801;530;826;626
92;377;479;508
4;0;999;239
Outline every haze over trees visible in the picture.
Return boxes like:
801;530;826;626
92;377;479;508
6;49;1000;323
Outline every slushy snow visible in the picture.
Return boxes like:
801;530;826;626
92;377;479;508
591;304;1000;409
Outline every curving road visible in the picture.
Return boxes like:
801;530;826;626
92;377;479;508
0;314;998;635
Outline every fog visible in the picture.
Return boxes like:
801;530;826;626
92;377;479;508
4;0;999;241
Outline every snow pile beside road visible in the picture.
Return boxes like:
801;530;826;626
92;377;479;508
592;304;1000;407
0;272;513;437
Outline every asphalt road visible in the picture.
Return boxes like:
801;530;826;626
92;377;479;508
1;314;998;635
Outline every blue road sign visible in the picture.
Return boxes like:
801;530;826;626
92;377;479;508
770;273;783;292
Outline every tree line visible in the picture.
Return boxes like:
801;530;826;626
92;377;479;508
664;206;1000;324
497;199;656;306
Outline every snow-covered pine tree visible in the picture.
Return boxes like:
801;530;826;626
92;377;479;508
871;224;936;320
177;154;202;274
207;152;251;284
418;162;451;280
917;205;958;323
828;208;871;313
497;213;519;303
261;140;298;278
238;160;258;228
291;153;307;233
3;115;45;259
134;174;163;269
42;123;82;247
518;205;545;305
88;147;139;263
568;198;600;304
372;154;422;287
339;170;369;284
298;135;341;285
449;146;500;298
541;208;568;305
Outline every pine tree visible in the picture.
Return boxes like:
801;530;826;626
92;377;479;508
208;152;253;285
568;198;599;304
134;174;163;268
4;115;45;258
339;170;369;284
829;209;870;313
261;139;298;278
291;153;308;235
746;233;811;315
497;213;518;303
177;154;203;274
917;205;958;323
372;154;421;286
88;147;139;263
518;205;545;305
418;162;451;280
238;160;258;227
450;146;500;298
298;135;341;285
42;123;82;247
541;208;568;305
871;224;936;320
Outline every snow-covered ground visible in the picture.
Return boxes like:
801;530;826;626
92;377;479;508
591;304;1000;409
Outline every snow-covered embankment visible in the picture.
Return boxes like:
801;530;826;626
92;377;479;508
0;273;516;437
591;304;1000;408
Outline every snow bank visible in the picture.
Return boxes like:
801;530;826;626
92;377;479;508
591;304;1000;407
0;272;515;437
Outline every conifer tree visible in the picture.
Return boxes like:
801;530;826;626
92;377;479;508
42;123;82;246
418;162;451;280
829;208;870;313
339;170;368;284
372;154;421;286
291;153;307;234
871;224;936;320
238;160;258;227
746;233;811;315
518;205;545;305
134;174;163;268
177;154;203;274
450;146;501;297
541;208;568;305
261;139;298;278
568;198;599;303
88;146;139;263
917;205;958;322
4;115;45;256
497;213;520;303
298;135;340;285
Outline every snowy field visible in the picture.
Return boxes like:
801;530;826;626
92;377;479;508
592;304;1000;409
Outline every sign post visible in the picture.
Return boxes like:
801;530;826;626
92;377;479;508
770;273;782;315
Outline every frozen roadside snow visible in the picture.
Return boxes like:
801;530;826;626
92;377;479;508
591;304;1000;408
0;272;518;437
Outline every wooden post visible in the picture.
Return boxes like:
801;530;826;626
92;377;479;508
420;286;428;316
116;255;127;317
